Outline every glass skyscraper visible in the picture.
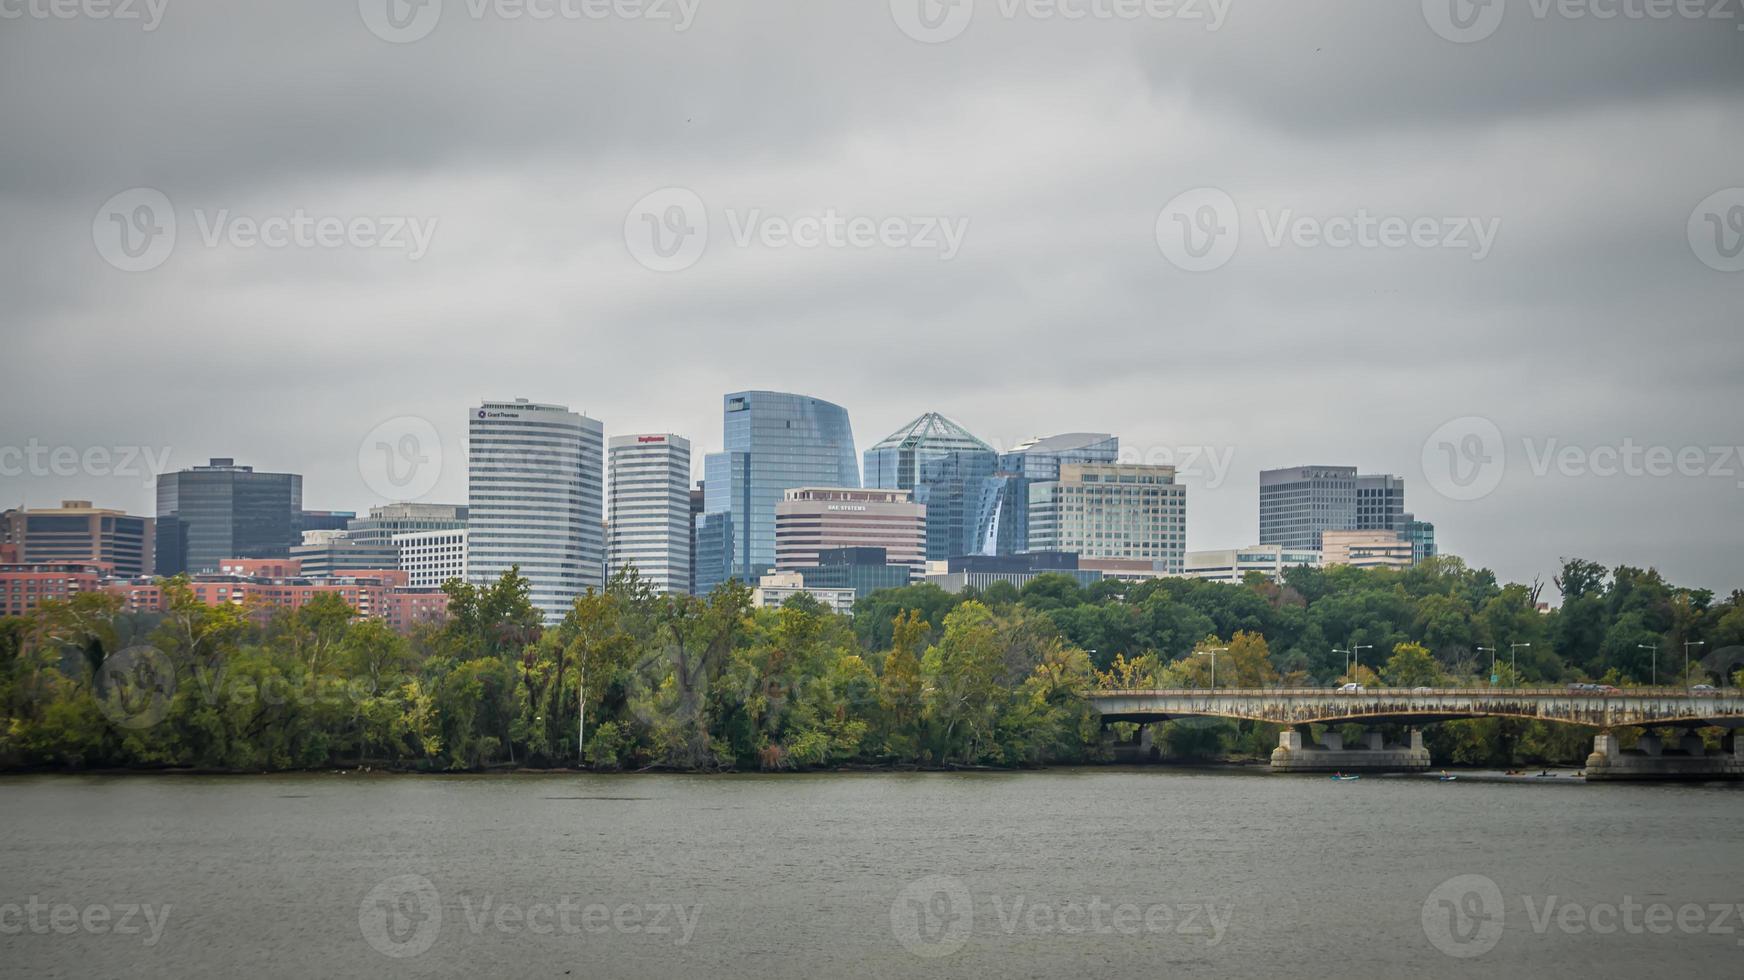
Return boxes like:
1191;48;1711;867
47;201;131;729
864;412;996;562
700;391;857;582
975;433;1120;556
154;458;303;575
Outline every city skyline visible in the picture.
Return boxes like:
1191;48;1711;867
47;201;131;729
2;386;1738;596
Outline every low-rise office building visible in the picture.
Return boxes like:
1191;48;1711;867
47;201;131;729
1183;544;1324;584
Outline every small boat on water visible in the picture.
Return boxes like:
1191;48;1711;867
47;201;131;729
1438;775;1458;782
1331;773;1360;781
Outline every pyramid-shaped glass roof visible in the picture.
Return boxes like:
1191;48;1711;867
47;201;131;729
869;412;993;453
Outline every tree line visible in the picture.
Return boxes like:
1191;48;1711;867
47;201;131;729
1;555;1738;772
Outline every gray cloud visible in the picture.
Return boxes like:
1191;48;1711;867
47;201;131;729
1;0;1741;594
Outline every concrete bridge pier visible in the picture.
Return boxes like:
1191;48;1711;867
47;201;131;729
1584;729;1744;781
1270;726;1430;773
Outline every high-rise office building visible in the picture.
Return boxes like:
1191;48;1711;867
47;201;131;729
1259;466;1416;552
688;482;704;595
155;458;303;575
1257;465;1357;552
864;412;996;562
980;433;1120;556
1356;473;1407;532
1027;462;1188;573
607;434;692;594
692;511;733;595
997;433;1120;481
774;487;926;578
465;398;604;621
700;391;858;581
1;501;155;577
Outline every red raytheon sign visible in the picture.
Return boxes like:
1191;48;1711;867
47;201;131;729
637;436;667;443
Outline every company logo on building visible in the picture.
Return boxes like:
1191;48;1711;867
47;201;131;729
637;436;667;443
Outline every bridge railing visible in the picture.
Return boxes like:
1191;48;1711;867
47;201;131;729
1092;687;1742;698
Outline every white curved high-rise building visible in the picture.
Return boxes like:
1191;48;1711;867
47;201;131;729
466;398;603;621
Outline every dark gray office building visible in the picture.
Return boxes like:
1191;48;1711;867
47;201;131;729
155;458;304;575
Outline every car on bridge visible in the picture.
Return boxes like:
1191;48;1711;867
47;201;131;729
1337;682;1363;692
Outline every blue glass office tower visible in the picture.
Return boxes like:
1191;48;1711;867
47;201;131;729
864;412;996;562
976;433;1120;556
700;391;858;582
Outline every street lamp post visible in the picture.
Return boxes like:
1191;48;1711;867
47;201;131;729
1478;646;1497;685
1637;643;1658;687
1510;642;1531;685
1351;644;1372;677
1684;640;1705;687
1197;647;1229;689
1332;648;1349;680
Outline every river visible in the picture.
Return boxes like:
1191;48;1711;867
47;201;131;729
1;769;1739;978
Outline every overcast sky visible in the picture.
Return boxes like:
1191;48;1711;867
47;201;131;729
2;0;1740;595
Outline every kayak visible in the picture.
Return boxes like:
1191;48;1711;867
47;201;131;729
1438;775;1457;782
1331;774;1360;781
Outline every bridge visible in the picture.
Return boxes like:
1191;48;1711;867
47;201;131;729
1087;688;1744;780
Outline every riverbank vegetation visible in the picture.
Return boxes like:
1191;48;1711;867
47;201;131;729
2;556;1738;772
